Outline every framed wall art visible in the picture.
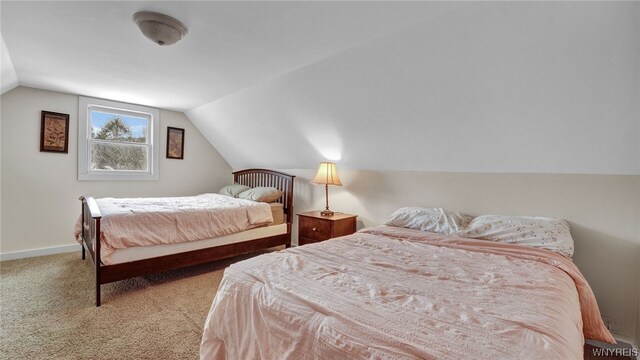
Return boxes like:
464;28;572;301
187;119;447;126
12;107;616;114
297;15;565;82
166;126;184;159
40;111;70;153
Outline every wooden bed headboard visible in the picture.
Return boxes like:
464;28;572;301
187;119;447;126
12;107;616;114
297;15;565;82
233;169;295;224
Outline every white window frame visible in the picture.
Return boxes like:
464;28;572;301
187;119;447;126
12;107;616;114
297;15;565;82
78;96;160;181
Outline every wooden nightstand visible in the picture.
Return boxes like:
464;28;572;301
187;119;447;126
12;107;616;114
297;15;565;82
297;211;358;246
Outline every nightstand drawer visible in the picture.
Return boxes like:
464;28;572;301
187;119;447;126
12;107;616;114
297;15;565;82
297;211;358;247
299;219;332;241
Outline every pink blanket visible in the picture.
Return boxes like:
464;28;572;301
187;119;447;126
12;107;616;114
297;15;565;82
75;194;273;265
201;226;613;359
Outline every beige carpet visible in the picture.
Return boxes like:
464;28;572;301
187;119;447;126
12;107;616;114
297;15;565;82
0;251;259;360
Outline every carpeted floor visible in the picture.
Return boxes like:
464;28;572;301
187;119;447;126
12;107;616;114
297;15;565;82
0;251;258;360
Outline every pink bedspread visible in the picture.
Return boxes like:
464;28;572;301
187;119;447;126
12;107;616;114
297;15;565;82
201;225;613;360
75;194;273;265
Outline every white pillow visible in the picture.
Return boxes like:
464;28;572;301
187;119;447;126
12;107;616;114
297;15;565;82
238;187;284;203
218;184;250;198
456;215;574;257
385;207;472;234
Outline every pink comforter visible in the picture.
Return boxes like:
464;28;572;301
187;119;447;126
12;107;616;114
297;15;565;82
75;194;273;265
201;226;613;360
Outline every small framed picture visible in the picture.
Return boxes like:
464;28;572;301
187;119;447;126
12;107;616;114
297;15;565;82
40;111;70;153
166;127;185;159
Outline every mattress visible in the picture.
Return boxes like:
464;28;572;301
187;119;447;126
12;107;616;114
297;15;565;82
108;202;285;265
201;225;614;359
76;194;286;265
268;202;284;225
109;223;287;265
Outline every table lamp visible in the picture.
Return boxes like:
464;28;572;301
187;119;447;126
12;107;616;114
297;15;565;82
311;162;342;216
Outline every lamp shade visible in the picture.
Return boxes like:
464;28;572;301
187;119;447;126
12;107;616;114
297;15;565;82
311;162;342;186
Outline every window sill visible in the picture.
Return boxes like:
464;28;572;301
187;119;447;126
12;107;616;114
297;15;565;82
78;173;159;181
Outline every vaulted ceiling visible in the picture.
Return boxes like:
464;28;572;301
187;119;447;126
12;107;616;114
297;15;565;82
2;2;639;174
1;1;466;111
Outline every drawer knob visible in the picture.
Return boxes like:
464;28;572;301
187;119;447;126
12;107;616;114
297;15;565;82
312;227;317;231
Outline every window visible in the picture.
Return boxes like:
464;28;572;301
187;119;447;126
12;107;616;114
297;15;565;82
78;96;159;180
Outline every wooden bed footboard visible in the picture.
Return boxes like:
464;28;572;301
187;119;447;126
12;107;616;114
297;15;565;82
79;169;295;307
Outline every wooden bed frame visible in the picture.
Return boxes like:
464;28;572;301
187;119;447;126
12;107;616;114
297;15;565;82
79;169;295;306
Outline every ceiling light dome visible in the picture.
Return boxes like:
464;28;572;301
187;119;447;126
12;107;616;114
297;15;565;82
133;11;188;46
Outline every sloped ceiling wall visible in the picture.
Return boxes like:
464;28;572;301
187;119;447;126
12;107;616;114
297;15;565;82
1;34;18;94
187;2;640;175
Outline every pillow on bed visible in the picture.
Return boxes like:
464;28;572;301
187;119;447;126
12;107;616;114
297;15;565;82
218;184;251;198
238;187;284;203
384;207;472;234
456;215;574;257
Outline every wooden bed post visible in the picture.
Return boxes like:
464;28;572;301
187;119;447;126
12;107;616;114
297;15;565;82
80;196;103;307
80;200;86;260
95;217;101;307
285;204;293;248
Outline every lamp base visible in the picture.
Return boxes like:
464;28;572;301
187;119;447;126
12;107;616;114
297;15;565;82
320;209;335;216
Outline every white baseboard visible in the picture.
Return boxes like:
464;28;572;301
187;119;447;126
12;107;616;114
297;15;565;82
0;243;80;261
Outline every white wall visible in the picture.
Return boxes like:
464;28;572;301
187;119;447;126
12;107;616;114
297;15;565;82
0;86;231;255
281;168;640;342
189;2;639;175
1;34;19;94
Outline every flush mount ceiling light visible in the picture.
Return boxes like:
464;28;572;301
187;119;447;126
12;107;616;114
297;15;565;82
133;11;188;46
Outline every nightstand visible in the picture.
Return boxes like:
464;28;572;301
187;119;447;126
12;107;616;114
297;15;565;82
297;211;358;246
